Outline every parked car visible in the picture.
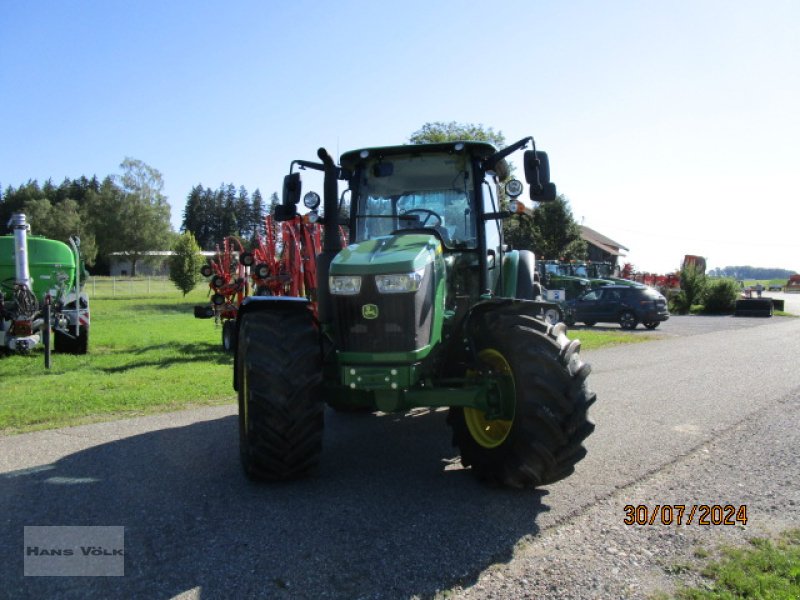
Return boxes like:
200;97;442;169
565;285;669;329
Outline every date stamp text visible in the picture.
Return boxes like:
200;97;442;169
623;504;748;526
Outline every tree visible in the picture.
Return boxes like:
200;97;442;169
409;121;506;148
250;188;265;242
89;159;172;276
672;262;708;314
22;197;98;265
169;232;204;296
528;195;587;260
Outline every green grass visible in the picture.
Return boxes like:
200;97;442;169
570;328;662;350
741;279;789;289
0;286;234;434
672;530;800;599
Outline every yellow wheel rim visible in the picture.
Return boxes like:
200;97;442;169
464;348;515;449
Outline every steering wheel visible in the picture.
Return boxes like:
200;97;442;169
400;208;443;228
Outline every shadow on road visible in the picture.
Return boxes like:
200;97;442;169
1;409;549;599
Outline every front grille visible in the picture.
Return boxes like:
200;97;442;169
333;265;434;353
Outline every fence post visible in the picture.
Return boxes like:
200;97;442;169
112;277;116;297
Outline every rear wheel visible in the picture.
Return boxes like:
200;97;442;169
448;315;596;488
54;327;89;354
237;309;323;481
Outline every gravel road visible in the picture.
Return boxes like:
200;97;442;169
1;315;799;599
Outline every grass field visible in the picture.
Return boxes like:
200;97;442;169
654;529;800;599
1;280;656;434
0;286;234;434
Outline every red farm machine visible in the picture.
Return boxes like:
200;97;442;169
194;213;327;351
786;274;800;293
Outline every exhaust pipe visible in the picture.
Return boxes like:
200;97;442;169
9;213;32;289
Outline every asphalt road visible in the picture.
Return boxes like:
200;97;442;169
1;315;800;599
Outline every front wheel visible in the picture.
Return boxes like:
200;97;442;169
543;307;561;325
222;320;236;353
448;315;596;488
619;310;638;329
644;321;660;330
237;309;323;481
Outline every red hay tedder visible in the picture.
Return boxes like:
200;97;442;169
194;214;328;352
247;215;322;303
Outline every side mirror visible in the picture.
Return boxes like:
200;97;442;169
524;151;557;201
283;172;301;205
277;173;302;221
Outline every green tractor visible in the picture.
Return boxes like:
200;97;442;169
234;137;596;488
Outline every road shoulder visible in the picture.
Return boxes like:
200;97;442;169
448;389;800;599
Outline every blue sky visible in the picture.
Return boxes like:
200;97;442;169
1;0;798;273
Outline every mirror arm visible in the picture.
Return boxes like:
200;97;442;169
291;159;324;173
484;137;533;171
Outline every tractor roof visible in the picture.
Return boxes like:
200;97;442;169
339;141;498;171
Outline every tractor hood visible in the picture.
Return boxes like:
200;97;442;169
330;234;441;275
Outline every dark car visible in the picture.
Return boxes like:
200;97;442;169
565;285;669;329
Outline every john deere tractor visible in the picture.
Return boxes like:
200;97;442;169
234;137;596;488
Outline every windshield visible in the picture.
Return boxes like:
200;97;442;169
353;153;477;249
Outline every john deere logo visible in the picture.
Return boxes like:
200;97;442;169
362;304;379;320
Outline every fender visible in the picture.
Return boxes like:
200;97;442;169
498;250;519;298
233;296;315;391
445;297;564;369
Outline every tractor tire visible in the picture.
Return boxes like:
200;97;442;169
237;309;323;481
543;307;561;325
448;316;596;488
222;320;236;353
619;310;638;329
54;327;89;355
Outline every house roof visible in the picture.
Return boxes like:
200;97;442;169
580;225;629;256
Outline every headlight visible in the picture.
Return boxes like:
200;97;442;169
375;269;424;294
329;275;362;295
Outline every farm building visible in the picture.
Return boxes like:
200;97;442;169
109;251;217;276
580;226;628;266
